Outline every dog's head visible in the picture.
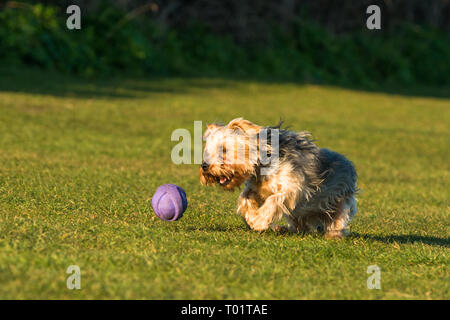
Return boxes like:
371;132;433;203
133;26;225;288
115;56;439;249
200;118;262;190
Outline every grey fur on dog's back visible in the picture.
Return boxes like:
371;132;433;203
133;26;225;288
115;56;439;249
312;148;357;213
273;128;357;215
318;148;357;196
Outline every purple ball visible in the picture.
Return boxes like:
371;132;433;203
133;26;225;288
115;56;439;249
151;184;187;221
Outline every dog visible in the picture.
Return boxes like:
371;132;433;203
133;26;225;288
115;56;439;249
200;118;358;239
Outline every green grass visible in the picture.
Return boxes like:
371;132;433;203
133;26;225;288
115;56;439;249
0;70;448;299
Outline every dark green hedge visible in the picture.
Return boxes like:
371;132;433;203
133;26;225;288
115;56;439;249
1;3;449;86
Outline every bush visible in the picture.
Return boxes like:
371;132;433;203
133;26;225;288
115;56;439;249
0;3;449;86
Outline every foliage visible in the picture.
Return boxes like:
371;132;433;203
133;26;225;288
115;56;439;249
0;3;449;85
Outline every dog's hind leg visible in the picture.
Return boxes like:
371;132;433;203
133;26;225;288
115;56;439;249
324;196;357;239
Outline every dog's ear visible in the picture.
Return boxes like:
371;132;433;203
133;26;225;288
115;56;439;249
227;118;262;135
203;123;222;139
206;123;220;131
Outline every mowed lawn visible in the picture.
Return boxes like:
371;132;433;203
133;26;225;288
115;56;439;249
0;70;448;299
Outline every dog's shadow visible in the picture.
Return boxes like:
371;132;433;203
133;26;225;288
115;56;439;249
351;233;450;247
186;226;450;247
186;225;246;232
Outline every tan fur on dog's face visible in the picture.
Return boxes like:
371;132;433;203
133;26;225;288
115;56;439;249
200;118;262;190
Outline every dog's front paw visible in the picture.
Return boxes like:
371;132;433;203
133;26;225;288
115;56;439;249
247;217;271;232
270;224;289;233
240;216;251;229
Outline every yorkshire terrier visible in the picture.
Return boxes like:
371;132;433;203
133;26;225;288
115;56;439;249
200;118;358;239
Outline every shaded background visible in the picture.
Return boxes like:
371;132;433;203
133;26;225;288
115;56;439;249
0;0;449;87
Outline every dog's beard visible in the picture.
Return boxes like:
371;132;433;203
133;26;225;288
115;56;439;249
200;164;252;191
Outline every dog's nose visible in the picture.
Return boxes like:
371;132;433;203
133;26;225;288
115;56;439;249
201;162;209;171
